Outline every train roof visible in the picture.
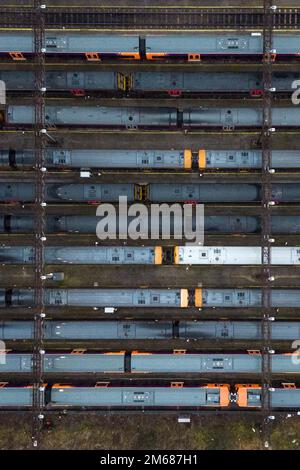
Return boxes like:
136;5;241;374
0;387;34;407
50;385;229;407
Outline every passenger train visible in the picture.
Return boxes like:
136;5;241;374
2;105;299;129
1;214;300;235
1;320;299;341
0;70;298;95
0;182;299;203
0;31;300;61
1;149;300;169
1;246;299;266
0;383;299;410
2;288;300;308
0;352;299;375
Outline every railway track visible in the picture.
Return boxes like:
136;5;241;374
0;7;299;30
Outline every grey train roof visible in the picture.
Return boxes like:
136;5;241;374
5;105;300;127
145;33;300;55
0;31;300;55
0;32;140;53
0;70;299;92
50;386;223;407
6;106;178;127
0;183;135;202
182;108;300;127
0;320;173;340
0;246;158;265
0;320;300;341
1;288;183;308
1;246;299;266
242;388;300;408
0;388;34;407
202;289;300;308
2;149;300;169
130;354;300;374
0;149;188;169
204;150;300;169
0;353;125;373
0;353;298;374
2;288;300;308
1;215;300;235
1;183;300;203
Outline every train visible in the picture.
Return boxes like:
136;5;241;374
2;288;300;308
2;105;300;128
1;214;300;235
1;182;300;203
0;70;299;95
0;352;299;374
1;149;300;169
1;320;299;341
1;246;300;266
0;383;300;409
0;246;163;265
1;31;300;61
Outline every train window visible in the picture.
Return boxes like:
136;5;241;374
201;252;207;257
138;298;146;304
225;295;231;301
152;296;159;302
227;110;232;114
126;253;132;258
112;256;119;261
207;393;219;403
128;116;133;121
237;292;245;298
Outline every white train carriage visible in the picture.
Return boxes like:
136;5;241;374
174;246;300;265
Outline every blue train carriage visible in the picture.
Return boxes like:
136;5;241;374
0;320;174;340
0;246;163;265
236;384;300;409
49;383;230;408
0;353;125;373
0;385;42;408
0;31;140;60
145;32;300;61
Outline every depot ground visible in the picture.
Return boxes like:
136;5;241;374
0;414;299;450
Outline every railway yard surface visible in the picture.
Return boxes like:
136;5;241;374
1;0;300;452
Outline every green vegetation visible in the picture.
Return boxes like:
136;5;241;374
0;414;298;450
